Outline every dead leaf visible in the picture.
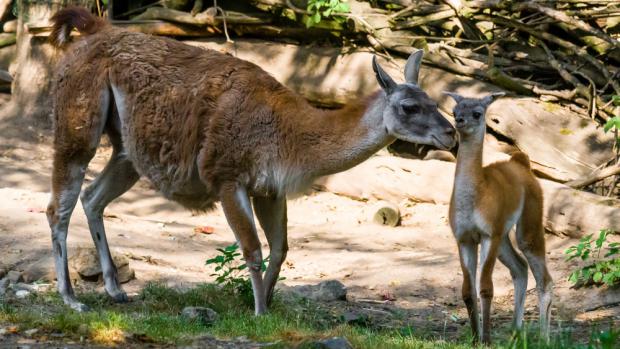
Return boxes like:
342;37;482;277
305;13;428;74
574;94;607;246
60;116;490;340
193;226;215;234
7;326;18;334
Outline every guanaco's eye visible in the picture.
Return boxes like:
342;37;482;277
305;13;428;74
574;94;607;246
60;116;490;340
401;101;420;114
472;111;482;120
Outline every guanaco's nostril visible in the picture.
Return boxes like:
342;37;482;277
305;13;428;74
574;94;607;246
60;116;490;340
456;117;464;124
446;127;456;137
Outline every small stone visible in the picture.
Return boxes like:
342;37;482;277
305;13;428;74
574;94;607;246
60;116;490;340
6;270;22;284
311;337;353;349
181;306;219;325
15;290;30;299
371;201;401;227
3;20;16;33
24;329;38;337
0;277;9;295
0;328;7;335
77;324;89;336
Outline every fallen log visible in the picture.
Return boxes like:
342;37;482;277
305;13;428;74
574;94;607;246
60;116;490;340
315;155;620;238
182;38;615;182
133;7;272;26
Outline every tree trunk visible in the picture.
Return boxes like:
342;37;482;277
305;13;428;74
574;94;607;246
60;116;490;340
7;0;93;125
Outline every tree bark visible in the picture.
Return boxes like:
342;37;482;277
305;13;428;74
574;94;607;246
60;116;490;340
7;0;94;125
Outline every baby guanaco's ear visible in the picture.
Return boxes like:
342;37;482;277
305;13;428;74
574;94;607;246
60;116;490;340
481;92;505;107
442;91;464;103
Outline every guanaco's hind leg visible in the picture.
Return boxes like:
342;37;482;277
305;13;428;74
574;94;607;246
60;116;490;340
47;86;111;311
498;234;528;330
516;199;553;340
220;182;267;315
80;120;140;302
253;195;288;305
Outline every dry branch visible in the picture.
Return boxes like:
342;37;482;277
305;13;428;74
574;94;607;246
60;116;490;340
566;163;620;189
521;1;619;49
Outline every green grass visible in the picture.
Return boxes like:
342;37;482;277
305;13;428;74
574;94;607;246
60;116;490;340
0;283;618;348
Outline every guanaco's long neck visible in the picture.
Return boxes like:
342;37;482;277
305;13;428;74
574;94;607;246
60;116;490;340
454;129;485;194
294;91;395;177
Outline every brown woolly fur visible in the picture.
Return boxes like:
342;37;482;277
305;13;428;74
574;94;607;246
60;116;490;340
46;8;456;315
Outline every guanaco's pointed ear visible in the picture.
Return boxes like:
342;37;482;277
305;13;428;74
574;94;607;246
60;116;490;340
404;49;424;84
372;56;397;94
443;91;464;103
481;92;505;106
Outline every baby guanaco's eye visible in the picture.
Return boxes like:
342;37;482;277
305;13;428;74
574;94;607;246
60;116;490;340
472;111;482;120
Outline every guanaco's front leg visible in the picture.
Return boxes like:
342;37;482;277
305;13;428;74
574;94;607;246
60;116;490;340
479;234;502;345
220;182;267;315
458;240;479;343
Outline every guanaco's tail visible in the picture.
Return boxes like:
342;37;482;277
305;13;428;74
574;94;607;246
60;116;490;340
50;7;107;48
510;151;531;169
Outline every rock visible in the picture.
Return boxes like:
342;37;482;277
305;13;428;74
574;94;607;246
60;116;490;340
371;201;400;227
70;247;133;282
423;149;456;162
12;283;38;292
6;270;22;284
310;337;354;349
342;310;369;326
117;265;136;284
24;329;38;337
22;258;55;283
15;290;30;299
181;306;219;325
0;277;9;296
290;280;347;302
70;248;100;279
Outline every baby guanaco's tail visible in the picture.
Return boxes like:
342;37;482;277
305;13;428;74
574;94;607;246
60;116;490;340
510;151;531;169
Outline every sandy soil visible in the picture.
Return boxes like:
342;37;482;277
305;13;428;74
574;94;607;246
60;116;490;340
0;95;619;344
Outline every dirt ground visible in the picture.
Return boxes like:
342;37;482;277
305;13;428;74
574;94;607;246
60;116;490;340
0;94;619;346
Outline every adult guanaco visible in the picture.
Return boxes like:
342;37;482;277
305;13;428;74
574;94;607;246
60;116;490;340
445;92;553;344
46;7;457;314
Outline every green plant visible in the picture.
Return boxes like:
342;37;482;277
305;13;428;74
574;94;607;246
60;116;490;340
305;0;350;28
565;229;620;287
205;243;268;301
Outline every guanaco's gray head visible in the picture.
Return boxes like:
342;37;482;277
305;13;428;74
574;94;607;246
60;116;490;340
443;92;505;137
372;50;457;150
